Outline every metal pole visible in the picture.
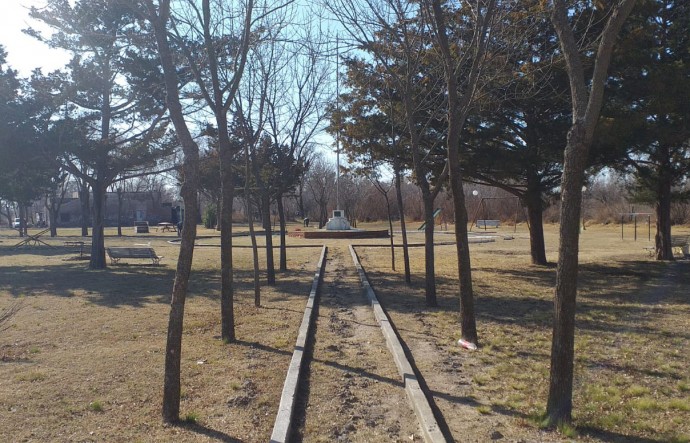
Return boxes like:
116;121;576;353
335;36;340;211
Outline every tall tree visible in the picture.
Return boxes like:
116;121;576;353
28;0;173;269
326;0;448;306
0;49;62;232
425;0;500;344
599;0;690;260
460;2;571;265
169;0;267;337
546;0;636;426
140;0;201;423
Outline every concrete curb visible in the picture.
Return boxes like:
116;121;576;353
270;245;327;443
349;245;447;443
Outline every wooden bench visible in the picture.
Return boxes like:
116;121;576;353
64;241;91;258
106;247;163;265
671;235;690;258
134;221;149;234
476;219;500;229
644;235;690;257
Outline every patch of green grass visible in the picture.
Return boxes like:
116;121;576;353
272;337;290;349
669;434;689;443
625;385;650;397
477;405;492;415
558;422;578;438
88;401;103;412
628;397;663;412
229;381;241;391
183;412;199;423
596;412;625;428
678;380;690;393
668;398;690;411
16;371;46;382
472;374;492;386
29;346;40;354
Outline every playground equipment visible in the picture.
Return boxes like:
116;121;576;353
619;212;652;241
469;196;520;232
417;208;442;231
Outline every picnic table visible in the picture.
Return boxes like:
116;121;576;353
64;241;90;258
156;222;177;233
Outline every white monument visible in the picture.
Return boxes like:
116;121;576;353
325;209;351;231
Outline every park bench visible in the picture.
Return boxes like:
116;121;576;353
106;247;163;265
643;235;690;257
64;241;91;258
134;221;149;234
671;235;690;258
476;219;500;229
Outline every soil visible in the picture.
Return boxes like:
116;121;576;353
293;246;420;442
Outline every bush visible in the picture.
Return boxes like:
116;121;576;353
203;206;217;229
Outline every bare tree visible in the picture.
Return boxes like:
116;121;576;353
546;0;636;426
141;0;202;423
326;0;448;306
306;155;336;228
168;0;265;340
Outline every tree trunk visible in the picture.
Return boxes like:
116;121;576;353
448;158;477;344
148;0;201;423
220;145;236;342
525;190;548;265
394;161;411;284
546;127;587;425
89;181;107;270
247;197;261;307
655;163;674;260
385;193;395;271
262;195;276;285
79;183;90;237
422;191;437;307
277;194;287;272
48;200;58;237
117;192;123;237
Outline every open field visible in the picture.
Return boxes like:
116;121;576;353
357;223;690;442
0;222;688;442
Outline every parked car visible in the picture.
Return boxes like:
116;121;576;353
12;218;21;228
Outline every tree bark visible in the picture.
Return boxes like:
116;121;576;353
261;194;276;285
145;0;200;423
525;190;548;265
546;0;636;425
277;194;287;272
394;160;411;284
655;163;673;260
78;182;90;237
89;181;107;269
422;192;437;306
219;142;236;341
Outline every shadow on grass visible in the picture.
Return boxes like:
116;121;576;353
176;421;244;442
0;262;313;309
578;426;669;443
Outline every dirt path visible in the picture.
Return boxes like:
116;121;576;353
293;246;421;442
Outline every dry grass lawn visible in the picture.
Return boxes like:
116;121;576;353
1;222;688;442
0;227;318;442
357;223;690;442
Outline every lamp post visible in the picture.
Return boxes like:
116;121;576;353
117;187;123;237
